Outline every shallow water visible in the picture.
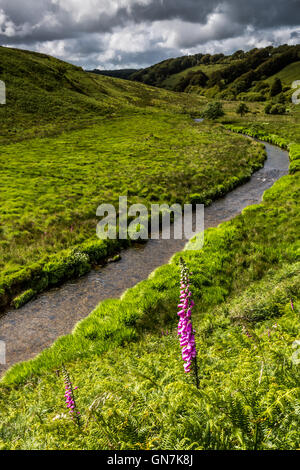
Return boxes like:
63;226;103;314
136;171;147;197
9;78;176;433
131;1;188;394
0;139;289;375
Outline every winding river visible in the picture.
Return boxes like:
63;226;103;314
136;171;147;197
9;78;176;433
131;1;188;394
0;135;290;375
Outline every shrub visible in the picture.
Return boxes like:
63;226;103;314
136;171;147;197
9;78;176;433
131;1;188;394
236;102;250;117
275;92;286;104
270;104;286;115
253;81;270;92
270;77;282;97
243;92;266;102
201;101;224;120
264;103;272;114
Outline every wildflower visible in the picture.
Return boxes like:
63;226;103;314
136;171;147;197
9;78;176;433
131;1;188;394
291;299;294;311
61;365;81;426
242;325;253;338
178;258;199;388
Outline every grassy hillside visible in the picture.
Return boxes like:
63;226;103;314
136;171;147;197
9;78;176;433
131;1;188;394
264;61;300;86
0;46;267;311
161;63;228;89
0;45;198;144
130;45;300;102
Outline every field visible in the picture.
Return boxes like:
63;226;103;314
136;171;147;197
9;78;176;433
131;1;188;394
0;46;299;451
0;46;267;310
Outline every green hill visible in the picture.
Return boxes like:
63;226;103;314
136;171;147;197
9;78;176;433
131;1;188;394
0;45;197;144
265;61;300;86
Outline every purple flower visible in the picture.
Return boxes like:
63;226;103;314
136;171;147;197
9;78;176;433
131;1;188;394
177;259;199;387
61;365;81;426
242;326;252;339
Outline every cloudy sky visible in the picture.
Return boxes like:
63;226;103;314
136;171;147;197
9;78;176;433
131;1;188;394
0;0;299;70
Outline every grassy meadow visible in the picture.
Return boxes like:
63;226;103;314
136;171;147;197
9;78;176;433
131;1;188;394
0;45;299;450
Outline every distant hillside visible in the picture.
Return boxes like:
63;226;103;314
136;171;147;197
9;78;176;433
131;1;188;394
130;45;300;101
86;68;140;80
0;46;196;144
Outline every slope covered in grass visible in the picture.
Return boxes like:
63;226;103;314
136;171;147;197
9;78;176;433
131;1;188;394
265;61;300;86
131;45;300;101
0;45;199;144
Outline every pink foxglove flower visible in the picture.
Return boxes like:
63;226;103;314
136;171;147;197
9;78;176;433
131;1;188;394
178;258;199;388
62;365;81;426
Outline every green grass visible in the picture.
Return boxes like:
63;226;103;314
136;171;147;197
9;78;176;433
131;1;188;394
215;93;298;132
0;162;299;449
0;117;266;310
2;266;299;450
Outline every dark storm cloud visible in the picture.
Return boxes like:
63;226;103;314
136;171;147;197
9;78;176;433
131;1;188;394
129;0;220;24
0;0;299;69
291;31;300;38
130;0;300;27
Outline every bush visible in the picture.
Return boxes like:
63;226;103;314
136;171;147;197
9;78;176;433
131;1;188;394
275;92;286;104
264;103;272;114
264;102;285;115
270;77;282;97
253;81;270;92
202;101;225;120
242;92;266;102
270;104;286;115
236;102;250;117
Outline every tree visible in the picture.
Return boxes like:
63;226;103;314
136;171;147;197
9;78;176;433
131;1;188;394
265;102;285;114
236;102;250;117
276;92;286;104
202;101;225;120
270;78;282;97
264;103;272;114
